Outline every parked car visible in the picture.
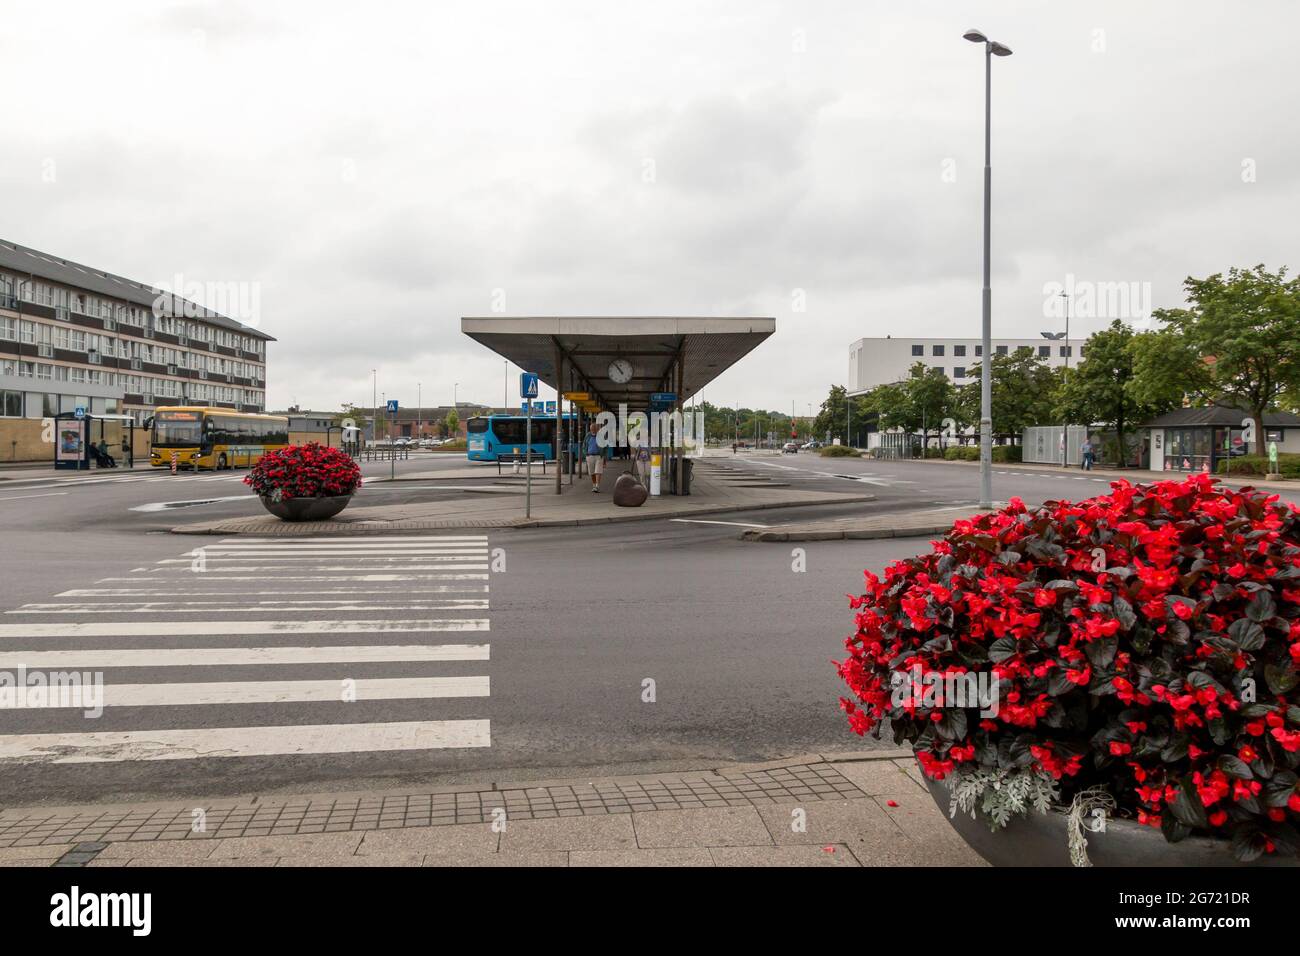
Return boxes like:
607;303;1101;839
782;442;799;454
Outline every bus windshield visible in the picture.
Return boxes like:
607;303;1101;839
153;414;205;446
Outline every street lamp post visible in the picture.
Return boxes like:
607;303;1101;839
1060;291;1070;467
964;28;1012;509
371;369;377;445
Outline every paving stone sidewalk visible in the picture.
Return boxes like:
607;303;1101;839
0;752;984;868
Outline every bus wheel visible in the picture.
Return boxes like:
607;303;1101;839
217;453;228;470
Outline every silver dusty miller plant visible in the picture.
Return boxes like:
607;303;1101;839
944;767;1059;829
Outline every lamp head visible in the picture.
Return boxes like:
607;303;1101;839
991;41;1013;56
963;28;987;43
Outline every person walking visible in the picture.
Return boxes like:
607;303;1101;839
1080;437;1094;471
585;422;604;492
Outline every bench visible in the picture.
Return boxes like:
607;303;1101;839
496;453;548;476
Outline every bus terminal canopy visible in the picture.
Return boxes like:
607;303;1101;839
459;316;776;411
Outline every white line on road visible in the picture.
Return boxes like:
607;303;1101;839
0;619;487;637
165;550;490;558
220;538;488;546
0;719;492;763
668;518;770;528
130;496;256;512
59;585;489;597
18;676;491;708
11;601;490;614
0;644;491;668
0;492;69;502
139;564;492;572
92;573;491;583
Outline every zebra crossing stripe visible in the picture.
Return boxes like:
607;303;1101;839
0;719;492;763
20;676;490;708
13;600;490;613
0;644;490;668
0;620;486;637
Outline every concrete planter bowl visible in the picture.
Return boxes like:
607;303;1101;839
923;773;1298;867
259;494;354;522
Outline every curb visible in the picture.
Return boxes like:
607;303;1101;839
741;522;956;542
0;749;912;823
169;493;877;536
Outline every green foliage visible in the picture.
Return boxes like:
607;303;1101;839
1149;265;1300;453
991;445;1021;463
1216;453;1300;478
445;408;460;436
818;444;859;457
1055;319;1176;457
945;767;1060;830
958;350;1059;439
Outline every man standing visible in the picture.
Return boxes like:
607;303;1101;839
1080;437;1094;471
585;422;604;492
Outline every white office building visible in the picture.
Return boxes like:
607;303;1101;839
847;335;1081;396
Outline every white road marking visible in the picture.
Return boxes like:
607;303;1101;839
60;585;489;597
170;549;490;558
130;495;256;512
0;719;492;763
221;536;488;544
139;564;492;572
669;518;770;528
0;492;69;502
12;600;490;614
0;644;491;668
92;573;490;583
17;676;490;708
0;619;485;637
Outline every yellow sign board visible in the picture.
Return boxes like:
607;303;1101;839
563;392;590;401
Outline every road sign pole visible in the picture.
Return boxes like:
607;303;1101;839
525;401;532;518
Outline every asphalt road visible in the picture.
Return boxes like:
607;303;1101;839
0;450;1232;806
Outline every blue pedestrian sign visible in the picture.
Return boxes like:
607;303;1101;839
74;405;86;419
649;392;676;404
386;399;399;413
520;372;539;399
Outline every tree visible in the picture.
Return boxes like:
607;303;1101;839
445;408;460;438
1149;265;1300;452
957;349;1058;441
1055;320;1179;465
1127;329;1209;410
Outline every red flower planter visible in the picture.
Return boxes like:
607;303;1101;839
244;443;362;522
837;474;1300;863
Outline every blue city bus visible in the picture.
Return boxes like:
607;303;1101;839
466;413;576;462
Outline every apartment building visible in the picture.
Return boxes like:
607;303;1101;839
0;240;272;438
847;335;1082;395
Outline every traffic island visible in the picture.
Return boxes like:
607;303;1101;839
739;505;1004;542
169;462;876;535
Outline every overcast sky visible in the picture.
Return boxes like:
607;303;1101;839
2;1;1296;414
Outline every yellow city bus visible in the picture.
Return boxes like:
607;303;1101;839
149;407;290;471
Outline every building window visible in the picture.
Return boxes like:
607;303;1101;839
975;345;983;357
953;366;965;379
911;344;923;356
996;345;1008;355
1059;345;1072;357
0;390;21;417
954;345;966;357
1038;345;1051;357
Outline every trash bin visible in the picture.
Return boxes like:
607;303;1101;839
667;456;694;495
